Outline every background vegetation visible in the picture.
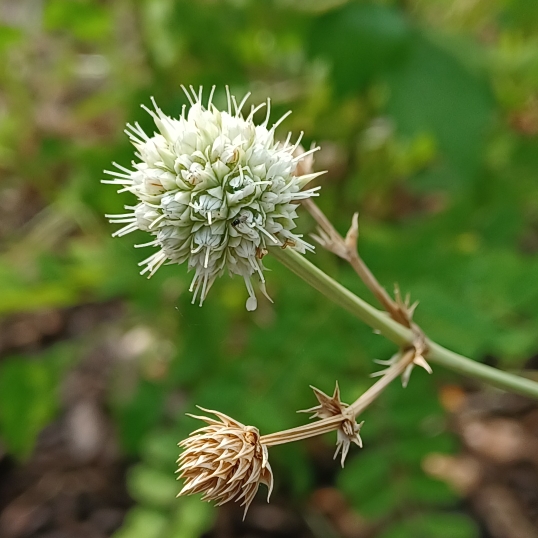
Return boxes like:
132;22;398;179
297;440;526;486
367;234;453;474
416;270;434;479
1;1;538;537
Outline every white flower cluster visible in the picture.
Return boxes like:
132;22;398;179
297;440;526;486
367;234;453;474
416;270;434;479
103;86;323;310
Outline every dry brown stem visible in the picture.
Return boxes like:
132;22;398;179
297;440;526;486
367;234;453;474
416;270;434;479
302;198;430;380
178;351;421;513
304;198;413;327
261;349;417;449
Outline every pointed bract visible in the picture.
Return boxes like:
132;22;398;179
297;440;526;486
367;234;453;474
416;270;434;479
300;382;364;466
177;407;273;518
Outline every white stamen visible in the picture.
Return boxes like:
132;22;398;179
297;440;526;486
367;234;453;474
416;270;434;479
108;217;137;224
271;110;292;132
293;145;320;162
256;225;278;244
247;102;266;121
101;179;132;185
200;273;209;305
135;239;160;248
148;214;166;229
112;222;138;237
138;251;161;267
236;92;251;116
263;98;271;127
225;86;232;115
208;85;216;108
290;132;304;154
181;85;195;106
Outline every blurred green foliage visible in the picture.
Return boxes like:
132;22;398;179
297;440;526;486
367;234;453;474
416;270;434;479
0;345;73;457
1;0;538;536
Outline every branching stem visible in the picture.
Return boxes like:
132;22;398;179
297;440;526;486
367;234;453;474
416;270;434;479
261;351;414;446
303;199;411;326
270;245;538;400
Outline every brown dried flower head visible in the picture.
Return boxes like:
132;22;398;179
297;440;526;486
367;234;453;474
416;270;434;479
177;407;273;517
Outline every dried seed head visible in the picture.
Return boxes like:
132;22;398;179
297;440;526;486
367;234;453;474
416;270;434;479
177;407;273;518
300;382;363;467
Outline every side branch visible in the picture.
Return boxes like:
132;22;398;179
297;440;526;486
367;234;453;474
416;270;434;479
270;246;538;400
270;244;410;347
303;199;412;327
261;351;415;447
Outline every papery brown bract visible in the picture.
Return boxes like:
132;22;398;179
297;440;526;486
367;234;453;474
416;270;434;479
177;407;273;518
300;383;363;466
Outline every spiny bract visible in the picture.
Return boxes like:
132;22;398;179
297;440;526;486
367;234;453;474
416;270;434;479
103;86;323;309
177;407;273;518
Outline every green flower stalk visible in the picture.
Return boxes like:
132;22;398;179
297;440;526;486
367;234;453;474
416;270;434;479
103;87;538;518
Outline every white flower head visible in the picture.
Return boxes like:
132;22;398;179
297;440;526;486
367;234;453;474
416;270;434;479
103;86;324;309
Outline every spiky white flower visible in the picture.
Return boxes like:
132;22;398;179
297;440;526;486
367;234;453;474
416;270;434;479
103;86;324;309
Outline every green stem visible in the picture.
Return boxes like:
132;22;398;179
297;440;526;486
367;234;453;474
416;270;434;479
270;246;538;400
271;247;410;346
425;341;538;397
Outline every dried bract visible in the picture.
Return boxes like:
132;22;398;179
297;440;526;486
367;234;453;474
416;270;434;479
177;407;273;517
300;383;363;466
372;345;432;388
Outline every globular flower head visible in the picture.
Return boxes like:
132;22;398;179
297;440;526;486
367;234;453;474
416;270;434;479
103;86;323;309
177;407;273;518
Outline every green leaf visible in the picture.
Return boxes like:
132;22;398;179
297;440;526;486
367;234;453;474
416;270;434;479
0;348;70;458
502;0;538;32
338;448;398;517
141;430;181;473
407;474;456;506
44;0;111;41
112;380;166;455
112;507;168;538
379;512;478;538
128;463;178;509
308;2;411;94
386;33;493;182
0;25;23;52
167;496;215;538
